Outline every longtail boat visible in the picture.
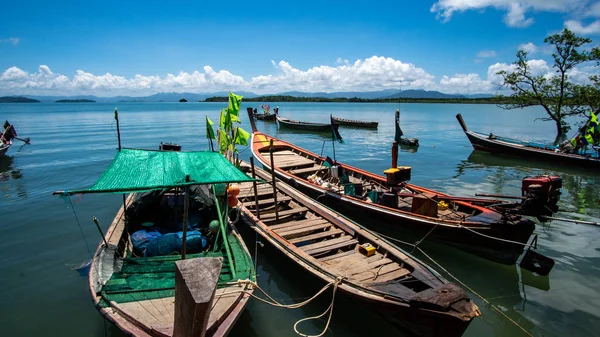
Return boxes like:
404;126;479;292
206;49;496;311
331;115;378;128
247;109;561;266
276;115;340;132
0;121;17;158
456;114;600;168
236;162;480;337
55;144;256;337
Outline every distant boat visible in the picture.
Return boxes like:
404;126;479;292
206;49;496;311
331;116;378;128
276;115;339;132
237;163;480;337
0;121;17;158
456;114;600;169
247;107;276;121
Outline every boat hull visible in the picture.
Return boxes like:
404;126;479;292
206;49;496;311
331;116;378;128
456;114;600;168
254;113;276;121
250;132;535;265
277;116;339;132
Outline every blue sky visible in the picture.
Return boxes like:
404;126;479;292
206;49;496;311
1;0;599;96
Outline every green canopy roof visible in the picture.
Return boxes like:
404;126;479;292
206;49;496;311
62;149;254;195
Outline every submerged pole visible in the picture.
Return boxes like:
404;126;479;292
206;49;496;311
269;139;279;221
250;157;261;219
92;217;109;247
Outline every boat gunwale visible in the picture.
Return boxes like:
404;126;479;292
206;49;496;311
251;132;502;229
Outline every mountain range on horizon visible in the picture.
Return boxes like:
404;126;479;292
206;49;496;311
5;89;493;103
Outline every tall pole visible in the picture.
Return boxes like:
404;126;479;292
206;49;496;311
114;108;122;151
269;139;279;221
181;176;190;259
250;157;261;219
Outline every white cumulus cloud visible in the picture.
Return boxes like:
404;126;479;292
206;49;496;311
565;19;600;35
431;0;589;28
519;42;538;54
0;55;598;97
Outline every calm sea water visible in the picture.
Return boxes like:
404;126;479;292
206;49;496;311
1;102;599;337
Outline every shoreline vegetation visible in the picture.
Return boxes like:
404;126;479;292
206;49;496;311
0;96;41;103
204;95;531;104
55;99;96;103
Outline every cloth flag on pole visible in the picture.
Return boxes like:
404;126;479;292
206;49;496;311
234;127;251;146
205;116;216;140
394;109;404;142
330;115;344;144
228;92;243;123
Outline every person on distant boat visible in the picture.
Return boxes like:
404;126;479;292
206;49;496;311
274;107;279;115
567;111;600;153
253;108;257;115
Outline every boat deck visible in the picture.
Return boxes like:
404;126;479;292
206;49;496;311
238;180;416;287
256;148;473;222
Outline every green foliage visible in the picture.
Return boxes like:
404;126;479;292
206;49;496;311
204;95;517;104
179;98;187;102
496;29;596;137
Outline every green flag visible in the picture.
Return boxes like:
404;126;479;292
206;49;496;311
234;127;251;146
228;92;243;122
219;109;231;130
206;116;216;139
218;129;228;154
330;115;344;144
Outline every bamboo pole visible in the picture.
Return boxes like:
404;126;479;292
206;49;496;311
269;139;279;221
211;185;236;278
181;176;190;259
250;157;260;219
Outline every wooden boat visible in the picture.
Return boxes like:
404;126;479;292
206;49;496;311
331;115;378;128
56;148;256;337
456;114;600;168
277;115;340;132
236;163;480;337
247;107;277;121
0;121;17;158
247;110;561;266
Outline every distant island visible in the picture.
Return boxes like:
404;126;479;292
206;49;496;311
204;95;518;104
55;99;96;103
0;96;41;103
179;98;187;102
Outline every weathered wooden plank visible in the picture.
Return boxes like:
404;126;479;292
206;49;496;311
289;165;328;175
277;223;332;238
269;218;326;231
333;254;385;272
305;239;358;256
269;218;329;232
352;263;407;283
364;268;412;284
317;249;358;262
342;258;393;276
259;207;309;220
242;196;291;208
289;228;344;244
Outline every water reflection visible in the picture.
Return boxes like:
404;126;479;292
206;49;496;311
0;155;26;199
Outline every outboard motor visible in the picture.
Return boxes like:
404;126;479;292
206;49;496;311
519;175;562;220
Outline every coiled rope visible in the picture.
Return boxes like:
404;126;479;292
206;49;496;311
219;277;342;337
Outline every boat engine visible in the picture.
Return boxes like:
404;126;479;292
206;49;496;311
519;175;562;220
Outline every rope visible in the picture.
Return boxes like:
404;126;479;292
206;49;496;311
457;224;530;247
218;278;342;336
365;229;533;337
63;195;94;259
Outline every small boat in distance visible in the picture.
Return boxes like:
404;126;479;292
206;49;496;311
249;106;277;121
0;121;18;158
276;115;339;132
331;115;378;128
456;114;600;168
237;162;480;337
